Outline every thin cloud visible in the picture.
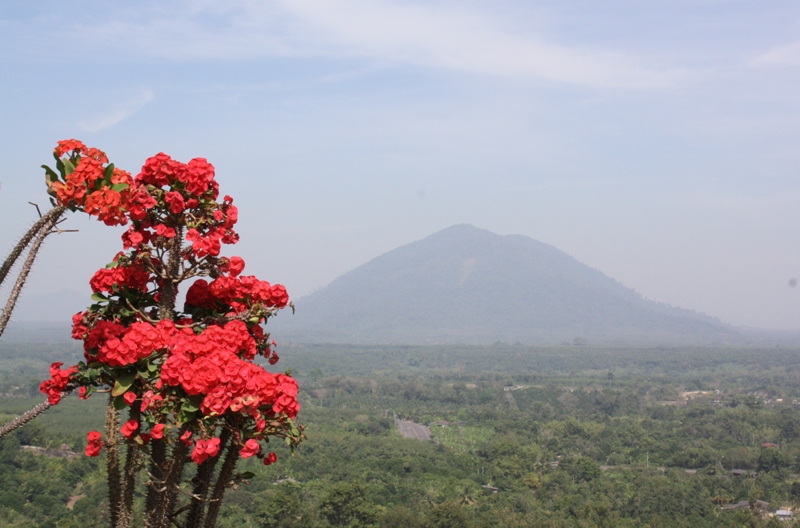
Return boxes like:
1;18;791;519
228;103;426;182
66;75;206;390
78;89;154;133
752;40;800;67
57;1;679;90
274;0;679;89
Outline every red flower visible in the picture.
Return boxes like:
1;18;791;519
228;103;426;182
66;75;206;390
180;430;193;446
55;139;87;157
122;391;136;406
140;390;163;412
121;419;139;439
84;147;108;163
264;452;277;466
191;437;221;465
228;256;245;277
155;223;176;238
239;438;261;458
78;386;91;400
85;430;103;457
151;423;166;440
164;191;185;214
39;362;77;405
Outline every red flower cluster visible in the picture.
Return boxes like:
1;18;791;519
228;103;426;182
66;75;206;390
41;140;302;469
86;431;103;457
240;438;261;458
48;142;133;226
79;320;174;367
191;437;221;464
55;139;89;158
39;362;77;404
89;262;151;294
121;419;139;439
185;269;289;314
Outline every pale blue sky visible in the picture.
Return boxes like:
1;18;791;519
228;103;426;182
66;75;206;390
1;1;799;329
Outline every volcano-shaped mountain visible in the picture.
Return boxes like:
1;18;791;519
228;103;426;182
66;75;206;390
270;224;737;345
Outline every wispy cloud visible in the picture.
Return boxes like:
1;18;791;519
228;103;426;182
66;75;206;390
55;1;679;90
752;40;800;67
273;0;680;89
78;89;154;132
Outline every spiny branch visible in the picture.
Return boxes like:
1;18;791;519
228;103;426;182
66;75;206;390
0;390;71;438
106;395;123;528
0;205;65;292
202;439;240;528
0;206;66;340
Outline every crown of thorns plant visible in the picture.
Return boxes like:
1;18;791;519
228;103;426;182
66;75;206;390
0;140;304;528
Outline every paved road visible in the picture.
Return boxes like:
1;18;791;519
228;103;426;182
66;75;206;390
397;420;431;441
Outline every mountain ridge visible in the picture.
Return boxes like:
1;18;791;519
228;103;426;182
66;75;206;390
269;224;737;345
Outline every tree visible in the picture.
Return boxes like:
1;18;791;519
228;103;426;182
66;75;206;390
1;140;304;528
319;481;382;527
757;448;786;473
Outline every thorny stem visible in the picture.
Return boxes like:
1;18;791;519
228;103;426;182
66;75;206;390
0;205;64;290
0;390;70;439
117;407;142;528
144;439;167;515
202;439;240;528
145;438;190;528
106;395;123;528
184;429;231;527
158;227;184;320
0;207;66;340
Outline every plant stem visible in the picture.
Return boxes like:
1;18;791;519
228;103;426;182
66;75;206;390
144;438;190;528
116;407;142;528
144;439;167;515
0;391;71;438
202;440;240;528
0;206;64;290
158;227;184;320
184;429;231;527
106;395;122;528
0;207;65;339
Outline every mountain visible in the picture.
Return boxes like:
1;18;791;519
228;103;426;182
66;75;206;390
269;224;737;345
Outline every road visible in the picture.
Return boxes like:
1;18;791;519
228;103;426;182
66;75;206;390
396;420;431;441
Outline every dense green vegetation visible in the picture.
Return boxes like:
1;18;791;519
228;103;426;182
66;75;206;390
4;340;800;526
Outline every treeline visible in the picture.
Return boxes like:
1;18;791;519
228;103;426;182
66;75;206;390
4;344;800;526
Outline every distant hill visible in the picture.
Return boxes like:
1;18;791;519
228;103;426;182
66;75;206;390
269;224;739;345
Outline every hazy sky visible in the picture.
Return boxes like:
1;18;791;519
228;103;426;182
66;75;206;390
1;1;799;330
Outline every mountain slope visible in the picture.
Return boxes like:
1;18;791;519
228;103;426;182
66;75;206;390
270;224;737;345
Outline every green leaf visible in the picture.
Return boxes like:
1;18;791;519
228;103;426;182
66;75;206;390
63;159;75;175
103;163;115;183
111;371;136;397
239;472;255;480
113;395;128;411
91;293;108;302
181;400;199;413
110;183;129;192
148;361;159;372
178;410;196;424
42;165;60;183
